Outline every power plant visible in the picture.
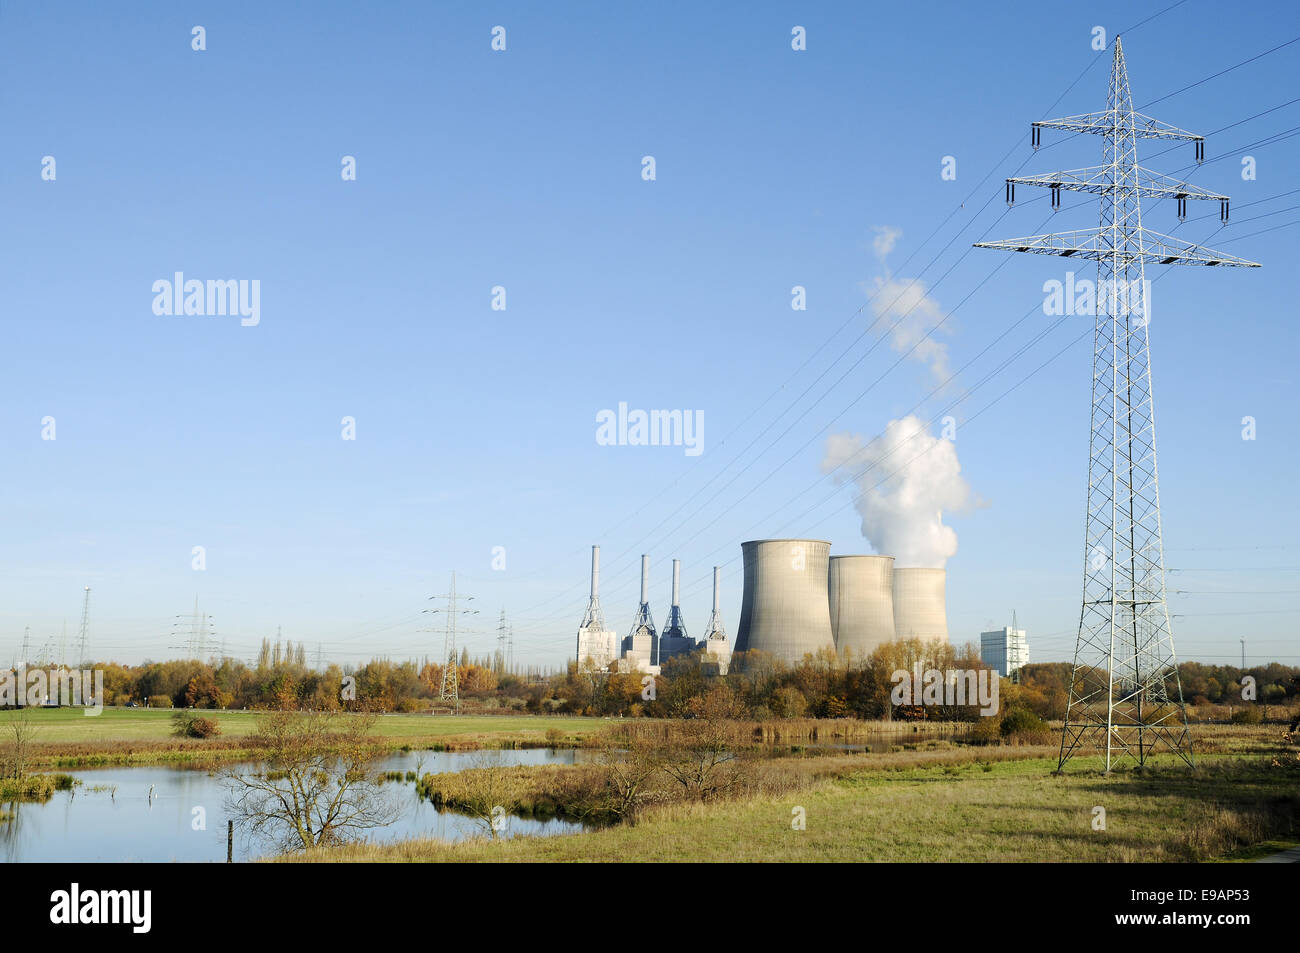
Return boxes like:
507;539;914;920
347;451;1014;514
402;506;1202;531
891;568;950;644
734;539;835;662
828;555;897;662
623;554;658;667
700;566;731;674
658;559;695;663
576;539;950;672
574;550;732;674
575;545;619;670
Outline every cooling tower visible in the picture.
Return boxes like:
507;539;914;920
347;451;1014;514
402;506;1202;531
828;555;896;662
734;539;835;664
891;567;949;643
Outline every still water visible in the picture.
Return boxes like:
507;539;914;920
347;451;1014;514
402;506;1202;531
1;748;590;863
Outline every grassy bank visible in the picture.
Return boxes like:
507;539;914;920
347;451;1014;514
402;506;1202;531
0;707;602;768
0;709;992;769
281;726;1299;863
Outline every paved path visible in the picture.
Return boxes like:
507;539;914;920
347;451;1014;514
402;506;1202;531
1256;846;1300;863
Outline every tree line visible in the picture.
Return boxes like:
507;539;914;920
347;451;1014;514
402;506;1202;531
10;637;1297;721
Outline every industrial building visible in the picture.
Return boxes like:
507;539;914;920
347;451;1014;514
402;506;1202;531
892;568;950;643
576;538;951;672
658;559;696;663
980;621;1029;677
700;565;731;674
575;545;619;670
828;554;896;662
622;554;658;668
735;539;949;666
575;549;732;675
734;539;836;662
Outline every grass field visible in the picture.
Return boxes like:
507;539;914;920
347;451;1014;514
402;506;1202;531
276;724;1300;863
282;746;1300;863
0;707;602;767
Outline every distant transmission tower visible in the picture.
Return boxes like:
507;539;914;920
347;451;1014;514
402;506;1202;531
424;572;477;712
496;610;508;675
170;596;216;660
507;624;514;675
976;36;1259;771
76;586;92;667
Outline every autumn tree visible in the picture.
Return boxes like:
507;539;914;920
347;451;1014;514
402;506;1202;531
221;710;399;852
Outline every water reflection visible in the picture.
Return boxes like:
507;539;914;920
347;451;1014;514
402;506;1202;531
1;747;592;863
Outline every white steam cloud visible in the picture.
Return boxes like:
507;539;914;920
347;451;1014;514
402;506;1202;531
866;226;952;386
872;225;902;259
821;415;975;568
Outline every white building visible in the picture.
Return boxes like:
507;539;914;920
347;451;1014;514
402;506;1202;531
576;626;619;671
980;625;1029;677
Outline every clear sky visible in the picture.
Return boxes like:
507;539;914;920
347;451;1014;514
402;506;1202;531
2;0;1297;670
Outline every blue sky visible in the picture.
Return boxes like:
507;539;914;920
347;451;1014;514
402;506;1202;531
2;0;1297;669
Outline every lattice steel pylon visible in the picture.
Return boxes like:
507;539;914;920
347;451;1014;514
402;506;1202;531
975;36;1259;772
425;572;477;713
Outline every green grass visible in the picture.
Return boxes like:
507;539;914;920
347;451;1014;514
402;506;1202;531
0;707;598;742
0;707;603;767
279;748;1300;863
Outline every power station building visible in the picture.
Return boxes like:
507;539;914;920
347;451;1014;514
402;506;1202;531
981;623;1029;677
828;554;896;662
576;549;731;675
575;545;619;670
734;539;835;662
735;540;949;666
892;568;950;643
699;565;731;675
622;554;658;669
576;539;951;672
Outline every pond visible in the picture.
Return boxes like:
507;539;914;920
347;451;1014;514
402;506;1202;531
0;748;593;863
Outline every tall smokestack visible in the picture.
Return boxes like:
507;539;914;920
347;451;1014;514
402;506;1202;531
701;564;730;673
625;554;657;668
577;543;610;667
660;556;689;663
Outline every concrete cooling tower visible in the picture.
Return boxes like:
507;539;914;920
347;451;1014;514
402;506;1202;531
891;567;949;643
828;555;896;661
735;539;835;665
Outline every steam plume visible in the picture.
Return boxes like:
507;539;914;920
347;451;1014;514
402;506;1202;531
821;415;974;568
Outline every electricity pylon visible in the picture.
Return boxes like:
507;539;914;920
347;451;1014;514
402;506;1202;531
170;596;215;661
424;572;477;713
975;36;1259;772
76;586;92;667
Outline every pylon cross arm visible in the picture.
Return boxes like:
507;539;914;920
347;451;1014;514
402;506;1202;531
1034;110;1201;143
974;227;1261;267
1007;166;1228;201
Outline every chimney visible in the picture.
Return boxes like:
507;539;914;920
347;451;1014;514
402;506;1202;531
712;565;720;614
671;558;681;607
640;554;650;604
590;545;600;599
